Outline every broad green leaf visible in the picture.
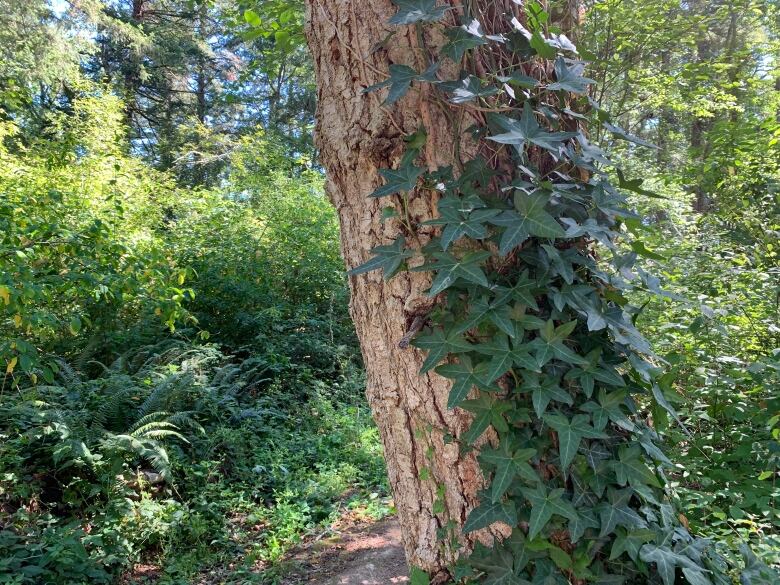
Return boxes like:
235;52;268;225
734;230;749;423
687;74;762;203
348;236;412;279
435;356;495;408
463;499;517;532
547;57;595;94
545;413;607;472
412;327;472;373
370;163;425;197
520;485;578;540
442;26;488;62
489;103;578;154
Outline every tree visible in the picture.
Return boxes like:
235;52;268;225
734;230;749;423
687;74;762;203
306;0;776;583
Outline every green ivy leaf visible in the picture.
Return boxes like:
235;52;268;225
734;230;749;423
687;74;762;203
413;250;492;295
365;63;439;105
370;163;425;197
490;103;578;154
410;566;430;585
598;489;647;539
616;168;665;199
479;441;538;502
461;395;512;444
522;373;573;417
545;413;607;472
529;30;556;59
520;485;579;540
639;544;701;585
441;75;500;104
348;236;412;280
435;356;495;408
463;499;517;533
547;57;596;95
412;327;472;373
454;297;516;337
608;528;654;562
443;26;488;62
425;195;501;249
473;334;537;381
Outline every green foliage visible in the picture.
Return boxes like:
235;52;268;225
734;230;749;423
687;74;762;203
0;340;384;584
358;1;780;582
0;50;373;584
0;94;194;385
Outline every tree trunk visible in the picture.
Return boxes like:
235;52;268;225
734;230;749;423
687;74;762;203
304;0;545;576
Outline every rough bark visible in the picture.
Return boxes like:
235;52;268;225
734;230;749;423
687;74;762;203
305;2;481;575
304;0;560;576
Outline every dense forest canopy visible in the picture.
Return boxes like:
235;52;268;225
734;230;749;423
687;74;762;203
0;0;777;583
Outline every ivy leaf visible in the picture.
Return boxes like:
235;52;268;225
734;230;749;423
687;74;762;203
412;250;492;295
610;446;662;489
370;163;425;197
489;103;578;154
530;30;556;59
546;57;595;95
493;270;541;310
497;70;540;90
610;528;655;561
365;63;439;105
425;195;501;249
441;76;500;104
568;508;599;543
463;499;517;533
565;348;625;397
522;373;573;417
597;489;647;538
490;192;564;256
435;356;495;408
615;168;665;199
461;395;512;444
473;334;537;381
442;26;488;62
412;327;472;373
681;569;715;585
348;236;412;280
580;389;634;432
639;545;701;585
490;211;531;255
544;413;607;472
579;441;612;470
410;567;430;585
527;319;589;369
389;0;450;25
514;192;566;238
480;442;538;502
520;485;579;540
454;297;516;337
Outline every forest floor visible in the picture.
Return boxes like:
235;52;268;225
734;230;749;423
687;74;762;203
280;517;408;585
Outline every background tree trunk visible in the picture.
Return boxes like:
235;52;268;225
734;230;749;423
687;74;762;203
304;0;537;577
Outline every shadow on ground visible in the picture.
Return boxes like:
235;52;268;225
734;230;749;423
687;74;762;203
282;518;409;585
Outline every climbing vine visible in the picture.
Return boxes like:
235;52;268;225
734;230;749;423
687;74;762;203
351;1;777;584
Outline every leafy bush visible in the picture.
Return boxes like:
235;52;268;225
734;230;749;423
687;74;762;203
0;339;384;584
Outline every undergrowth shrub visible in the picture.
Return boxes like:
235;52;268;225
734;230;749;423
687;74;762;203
0;338;383;584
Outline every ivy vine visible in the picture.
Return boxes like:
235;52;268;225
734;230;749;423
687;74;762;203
352;1;777;584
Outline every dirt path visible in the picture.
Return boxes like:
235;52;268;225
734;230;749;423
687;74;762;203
281;517;409;585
